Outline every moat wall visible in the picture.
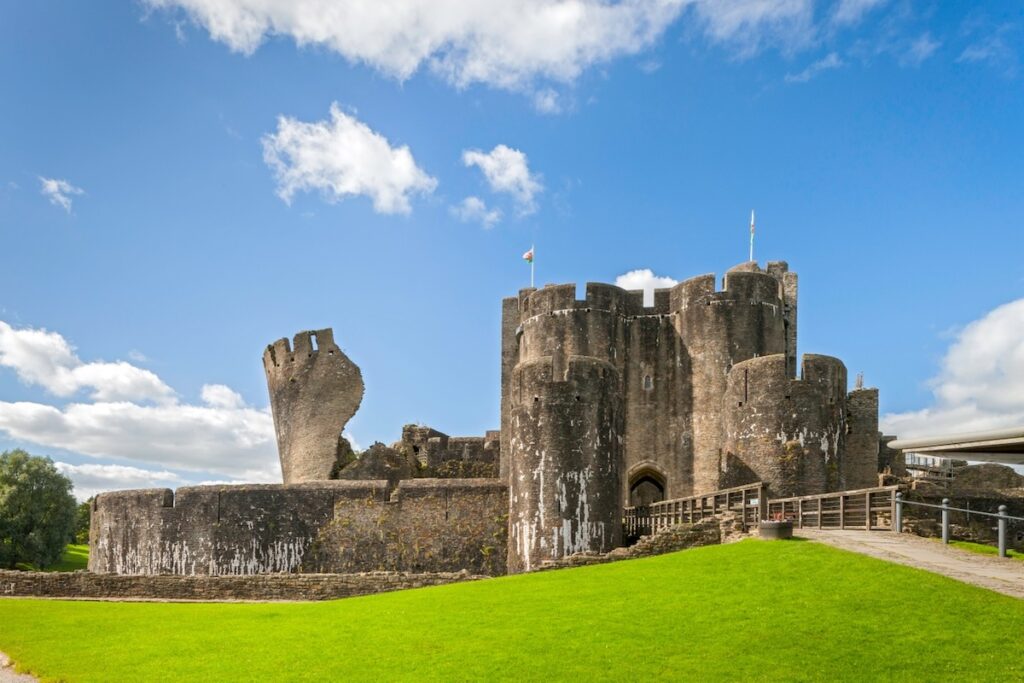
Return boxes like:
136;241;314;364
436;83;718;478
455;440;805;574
90;479;507;576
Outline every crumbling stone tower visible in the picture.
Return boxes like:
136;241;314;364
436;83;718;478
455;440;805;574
263;329;364;484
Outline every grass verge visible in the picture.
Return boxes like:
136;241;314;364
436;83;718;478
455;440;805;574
12;544;89;573
0;539;1021;682
947;539;1024;560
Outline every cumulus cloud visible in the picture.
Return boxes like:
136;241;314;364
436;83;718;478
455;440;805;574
145;0;689;91
0;321;176;404
615;268;679;306
0;319;279;483
39;177;84;212
145;0;852;95
55;462;187;501
463;145;543;214
785;51;843;82
450;196;502;229
882;299;1024;438
831;0;887;26
262;103;437;214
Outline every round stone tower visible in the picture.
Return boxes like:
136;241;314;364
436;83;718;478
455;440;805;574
507;355;623;573
670;266;788;494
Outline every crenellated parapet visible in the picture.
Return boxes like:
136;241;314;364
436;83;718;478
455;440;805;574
720;353;877;497
263;328;364;484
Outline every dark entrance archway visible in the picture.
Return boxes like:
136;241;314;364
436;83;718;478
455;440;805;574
629;470;666;507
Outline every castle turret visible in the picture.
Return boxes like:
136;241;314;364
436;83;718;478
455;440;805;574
721;353;850;497
263;329;364;484
507;355;623;573
671;267;788;494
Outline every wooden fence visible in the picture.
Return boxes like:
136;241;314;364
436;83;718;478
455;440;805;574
624;482;765;537
765;485;899;530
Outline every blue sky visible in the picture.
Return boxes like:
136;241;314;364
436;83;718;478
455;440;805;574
1;1;1022;497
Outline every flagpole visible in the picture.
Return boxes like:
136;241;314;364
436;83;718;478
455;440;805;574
530;244;535;288
749;210;755;263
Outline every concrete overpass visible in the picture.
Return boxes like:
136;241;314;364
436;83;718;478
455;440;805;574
888;426;1024;466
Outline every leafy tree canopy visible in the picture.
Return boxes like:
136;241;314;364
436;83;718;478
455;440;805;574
0;449;77;570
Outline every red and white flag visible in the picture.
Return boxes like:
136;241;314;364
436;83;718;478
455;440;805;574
522;247;534;263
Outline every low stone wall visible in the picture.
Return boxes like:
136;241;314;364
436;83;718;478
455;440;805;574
534;514;748;571
0;569;482;602
90;479;509;576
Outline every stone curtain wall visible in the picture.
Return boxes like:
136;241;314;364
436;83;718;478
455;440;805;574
91;479;508;576
0;569;482;602
307;479;508;575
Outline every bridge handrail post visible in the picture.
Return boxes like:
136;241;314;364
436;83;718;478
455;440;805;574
894;492;903;533
942;498;951;545
998;505;1008;558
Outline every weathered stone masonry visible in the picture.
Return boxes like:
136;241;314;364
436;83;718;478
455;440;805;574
90;258;882;580
90;480;507;576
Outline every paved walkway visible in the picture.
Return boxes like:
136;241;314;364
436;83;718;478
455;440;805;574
796;529;1024;599
0;652;35;683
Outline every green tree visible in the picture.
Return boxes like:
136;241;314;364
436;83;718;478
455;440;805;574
0;450;77;569
73;498;93;545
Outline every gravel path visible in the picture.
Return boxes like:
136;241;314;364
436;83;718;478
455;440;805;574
0;652;36;683
796;529;1024;599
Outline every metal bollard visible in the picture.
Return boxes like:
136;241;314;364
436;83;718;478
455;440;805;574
894;492;903;533
998;505;1008;558
942;498;950;545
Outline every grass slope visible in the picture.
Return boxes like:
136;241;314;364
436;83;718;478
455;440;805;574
947;539;1024;561
13;544;89;573
0;540;1021;682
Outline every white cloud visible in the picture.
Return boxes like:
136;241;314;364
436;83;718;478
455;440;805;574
831;0;887;26
0;319;280;483
146;0;690;91
785;51;843;82
882;299;1024;438
463;145;543;214
450;196;502;229
615;268;679;306
690;0;816;57
145;0;854;96
55;462;187;501
38;177;84;213
262;103;437;214
900;32;939;66
958;25;1017;76
533;88;563;114
0;321;176;404
200;383;246;410
0;400;278;481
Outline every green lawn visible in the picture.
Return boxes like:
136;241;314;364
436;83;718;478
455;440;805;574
1;540;1021;682
12;544;89;572
946;539;1024;561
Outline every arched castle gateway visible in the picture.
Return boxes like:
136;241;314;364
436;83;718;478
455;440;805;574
90;260;880;577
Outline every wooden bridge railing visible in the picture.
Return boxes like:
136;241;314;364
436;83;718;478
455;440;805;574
765;485;899;530
624;482;765;537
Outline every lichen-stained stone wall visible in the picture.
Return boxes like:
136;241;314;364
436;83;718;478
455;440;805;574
306;479;508;576
90;480;508;576
671;268;788;494
507;356;623;573
263;328;364;484
721;354;852;497
844;388;880;490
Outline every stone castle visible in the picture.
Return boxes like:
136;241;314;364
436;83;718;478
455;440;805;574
89;259;881;576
